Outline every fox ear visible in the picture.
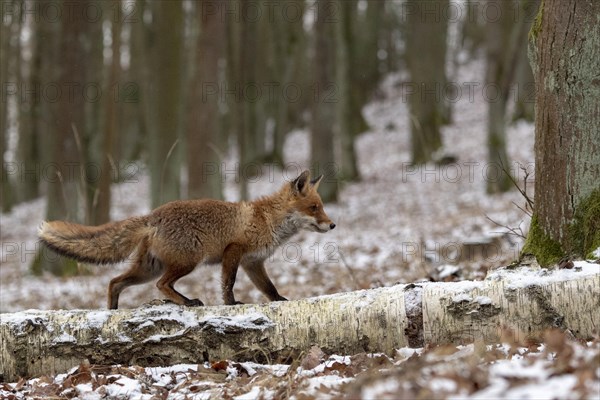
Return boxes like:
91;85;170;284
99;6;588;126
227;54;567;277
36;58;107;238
310;175;323;191
292;170;311;195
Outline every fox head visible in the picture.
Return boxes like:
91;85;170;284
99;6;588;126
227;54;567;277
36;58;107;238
289;170;336;233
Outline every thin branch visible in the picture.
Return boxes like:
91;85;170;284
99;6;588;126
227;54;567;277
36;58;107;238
512;201;532;217
485;213;526;239
497;157;535;212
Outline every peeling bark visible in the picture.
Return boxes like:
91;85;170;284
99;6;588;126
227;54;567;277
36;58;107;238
1;267;598;381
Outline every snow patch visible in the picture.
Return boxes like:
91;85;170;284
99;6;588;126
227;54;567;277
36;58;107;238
199;313;274;334
487;262;600;289
85;310;110;329
52;332;77;344
452;293;473;303
474;295;492;305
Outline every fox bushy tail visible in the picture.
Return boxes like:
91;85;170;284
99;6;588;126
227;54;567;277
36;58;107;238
38;217;151;264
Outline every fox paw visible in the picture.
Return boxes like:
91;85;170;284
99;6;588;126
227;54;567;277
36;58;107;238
185;298;204;307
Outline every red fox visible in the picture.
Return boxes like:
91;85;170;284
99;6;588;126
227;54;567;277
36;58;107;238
39;170;335;309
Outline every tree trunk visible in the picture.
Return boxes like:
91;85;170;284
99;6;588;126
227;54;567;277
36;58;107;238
148;1;184;208
311;0;338;202
0;3;14;212
405;0;448;165
263;0;304;166
87;1;117;226
512;0;539;122
116;0;145;165
16;1;40;203
236;1;259;200
354;0;384;108
33;0;93;276
461;0;486;56
335;0;360;182
485;0;531;194
186;0;226;200
524;0;600;264
93;2;120;224
1;266;597;382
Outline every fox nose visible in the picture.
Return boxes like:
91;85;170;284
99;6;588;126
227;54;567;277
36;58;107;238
329;223;336;230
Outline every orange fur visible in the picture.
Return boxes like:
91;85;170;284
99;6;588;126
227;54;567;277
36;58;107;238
38;170;335;309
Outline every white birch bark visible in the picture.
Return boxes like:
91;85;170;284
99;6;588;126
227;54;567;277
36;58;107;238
1;265;598;381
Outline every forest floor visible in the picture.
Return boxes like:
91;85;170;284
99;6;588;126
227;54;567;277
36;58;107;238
1;57;599;398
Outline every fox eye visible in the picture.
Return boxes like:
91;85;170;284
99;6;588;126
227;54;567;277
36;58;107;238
310;204;318;212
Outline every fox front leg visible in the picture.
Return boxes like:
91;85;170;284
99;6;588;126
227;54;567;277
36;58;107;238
242;260;287;302
221;243;245;305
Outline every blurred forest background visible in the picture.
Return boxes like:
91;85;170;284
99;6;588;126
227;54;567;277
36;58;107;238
1;0;540;274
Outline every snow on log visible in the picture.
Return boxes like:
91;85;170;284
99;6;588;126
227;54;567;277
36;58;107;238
1;263;598;381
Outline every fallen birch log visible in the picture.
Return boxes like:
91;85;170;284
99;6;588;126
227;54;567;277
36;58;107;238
1;264;598;381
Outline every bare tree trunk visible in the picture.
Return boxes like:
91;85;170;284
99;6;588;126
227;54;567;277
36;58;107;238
33;0;93;276
186;0;226;200
0;2;15;212
17;1;40;203
405;0;448;165
82;0;112;225
92;2;122;225
335;0;360;182
1;267;597;382
461;0;486;56
524;0;600;264
116;0;145;164
35;0;61;195
355;0;384;107
148;1;184;207
311;0;338;202
485;0;530;194
512;0;539;122
266;0;304;165
236;1;259;200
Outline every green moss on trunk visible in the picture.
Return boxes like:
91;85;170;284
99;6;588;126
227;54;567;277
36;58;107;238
522;215;565;266
528;0;544;41
569;189;600;258
523;190;600;265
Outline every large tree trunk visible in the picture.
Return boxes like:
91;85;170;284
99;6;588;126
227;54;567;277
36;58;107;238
1;266;597;382
355;0;384;108
235;1;260;201
266;0;304;166
148;1;184;208
91;2;121;225
79;0;110;226
186;0;226;200
461;0;486;56
524;0;600;265
33;0;92;276
0;3;15;212
16;2;40;203
512;0;539;122
405;0;448;165
311;0;338;202
116;0;146;164
484;0;525;194
335;0;360;182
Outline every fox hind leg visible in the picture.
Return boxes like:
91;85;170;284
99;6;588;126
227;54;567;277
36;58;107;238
108;250;164;309
155;263;203;307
